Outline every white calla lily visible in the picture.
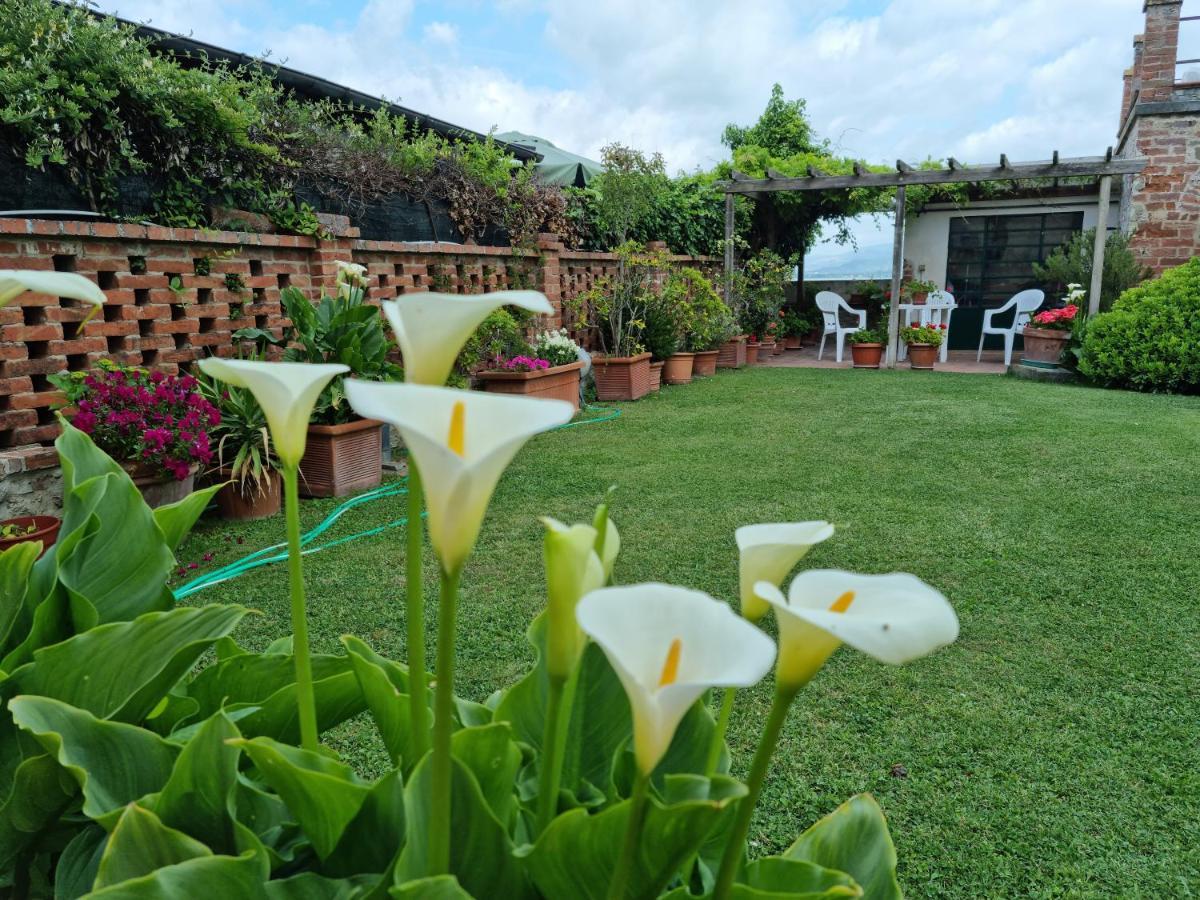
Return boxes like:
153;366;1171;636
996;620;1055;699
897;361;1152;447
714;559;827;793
577;583;776;775
0;270;106;321
542;517;605;679
383;291;553;386
735;522;834;622
198;359;348;468
345;380;572;572
754;570;959;689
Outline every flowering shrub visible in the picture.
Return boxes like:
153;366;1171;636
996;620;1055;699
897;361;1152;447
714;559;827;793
56;364;219;479
531;328;583;367
900;323;947;347
1027;304;1079;330
500;355;552;372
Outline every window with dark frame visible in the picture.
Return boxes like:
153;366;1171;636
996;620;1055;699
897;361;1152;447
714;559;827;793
945;212;1084;308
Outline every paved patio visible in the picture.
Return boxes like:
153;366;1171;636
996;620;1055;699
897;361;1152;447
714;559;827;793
758;345;1008;374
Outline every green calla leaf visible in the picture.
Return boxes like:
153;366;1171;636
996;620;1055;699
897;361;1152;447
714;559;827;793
5;605;247;723
9;695;178;823
784;794;901;900
266;872;382;899
735;857;863;898
0;751;76;872
341;636;426;773
322;769;406;878
521;773;748;900
78;849;264;898
57;420;125;492
0;541;41;657
151;710;242;855
153;482;224;554
234;736;371;861
93;803;212;889
396;756;534;900
451;724;522;828
54;824;109;900
390;875;474;899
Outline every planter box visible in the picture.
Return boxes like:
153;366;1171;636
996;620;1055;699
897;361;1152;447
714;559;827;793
649;360;664;392
478;360;583;411
851;343;884;369
300;418;384;498
0;515;60;558
216;469;282;520
124;462;198;509
746;342;761;364
783;336;802;350
1020;328;1071;366
692;350;719;377
663;353;695;385
592;352;652;401
907;343;938;370
716;337;747;369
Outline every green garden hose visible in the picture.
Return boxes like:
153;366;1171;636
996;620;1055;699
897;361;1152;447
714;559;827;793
172;403;622;600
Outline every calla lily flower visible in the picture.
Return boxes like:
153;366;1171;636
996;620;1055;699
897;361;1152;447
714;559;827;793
383;291;553;386
736;522;834;622
753;570;959;690
335;260;369;296
0;270;106;323
198;359;348;468
345;380;572;572
542;518;605;679
576;584;776;775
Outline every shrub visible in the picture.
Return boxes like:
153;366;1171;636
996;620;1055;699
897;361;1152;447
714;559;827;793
455;308;533;383
732;249;791;340
1078;258;1200;393
530;328;582;367
1033;228;1151;312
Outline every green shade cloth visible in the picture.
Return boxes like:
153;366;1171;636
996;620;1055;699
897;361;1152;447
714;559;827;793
495;132;604;187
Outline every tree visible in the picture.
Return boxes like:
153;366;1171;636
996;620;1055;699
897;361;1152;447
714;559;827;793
1033;228;1151;312
722;84;817;158
591;143;667;248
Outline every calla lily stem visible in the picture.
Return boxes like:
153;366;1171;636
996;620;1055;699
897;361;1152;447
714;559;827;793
711;683;800;900
429;564;461;875
536;673;569;835
706;687;737;775
406;460;430;759
607;771;651;900
282;464;319;752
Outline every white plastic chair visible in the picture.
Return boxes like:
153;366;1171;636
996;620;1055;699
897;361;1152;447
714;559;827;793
900;290;957;362
815;291;865;363
977;289;1045;367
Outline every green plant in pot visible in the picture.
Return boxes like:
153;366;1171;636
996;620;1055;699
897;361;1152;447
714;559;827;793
196;358;281;520
732;248;791;344
901;279;939;305
849;325;887;369
675;268;735;375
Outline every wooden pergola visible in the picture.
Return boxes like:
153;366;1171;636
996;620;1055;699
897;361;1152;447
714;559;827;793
721;150;1146;366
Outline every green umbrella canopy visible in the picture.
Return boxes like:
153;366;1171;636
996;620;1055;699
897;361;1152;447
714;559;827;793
495;132;605;187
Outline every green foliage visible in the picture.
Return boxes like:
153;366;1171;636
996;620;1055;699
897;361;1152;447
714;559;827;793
642;298;680;362
1032;228;1150;313
590;144;668;249
731;249;792;339
566;242;667;356
0;423;905;897
664;268;735;352
277;285;402;423
454;309;533;384
195;359;276;496
851;326;887;344
722;84;816;159
900;323;945;347
1078;258;1200;393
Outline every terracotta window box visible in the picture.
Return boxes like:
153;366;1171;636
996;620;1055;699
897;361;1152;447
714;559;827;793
477;360;583;411
300;417;384;498
717;337;747;369
591;352;652;401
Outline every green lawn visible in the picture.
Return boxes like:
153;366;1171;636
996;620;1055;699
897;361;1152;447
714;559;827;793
178;368;1200;898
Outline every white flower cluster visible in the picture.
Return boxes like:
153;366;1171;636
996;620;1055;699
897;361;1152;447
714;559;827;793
531;328;582;367
1064;283;1087;305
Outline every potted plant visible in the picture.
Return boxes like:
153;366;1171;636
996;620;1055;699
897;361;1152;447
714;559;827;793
51;361;219;507
902;279;940;306
732;249;790;366
643;282;688;386
197;360;282;520
564;241;657;401
779;309;805;349
901;322;946;369
682;271;735;377
1022;286;1082;368
271;271;402;497
716;334;747;368
478;328;585;410
0;516;60;557
849;326;887;369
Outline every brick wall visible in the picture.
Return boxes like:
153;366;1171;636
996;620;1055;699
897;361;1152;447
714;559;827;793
0;218;712;510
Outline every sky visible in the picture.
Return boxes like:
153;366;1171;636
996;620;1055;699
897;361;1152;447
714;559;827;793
91;0;1166;268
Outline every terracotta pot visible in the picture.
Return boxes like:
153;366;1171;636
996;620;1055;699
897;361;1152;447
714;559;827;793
784;335;802;349
911;291;928;305
746;342;761;364
124;462;198;508
851;342;884;369
0;515;60;558
663;352;695;385
758;340;776;357
591;352;652;401
216;468;282;520
716;337;747;368
478;360;583;411
648;360;664;392
1020;327;1071;366
300;418;384;498
907;343;938;369
692;349;719;377
771;340;786;356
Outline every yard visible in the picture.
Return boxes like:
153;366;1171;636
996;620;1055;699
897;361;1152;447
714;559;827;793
178;368;1200;898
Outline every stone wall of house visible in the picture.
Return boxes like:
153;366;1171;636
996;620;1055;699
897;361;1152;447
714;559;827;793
1118;0;1200;273
0;218;711;515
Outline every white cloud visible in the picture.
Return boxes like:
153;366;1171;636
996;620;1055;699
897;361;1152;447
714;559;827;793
90;0;1146;172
